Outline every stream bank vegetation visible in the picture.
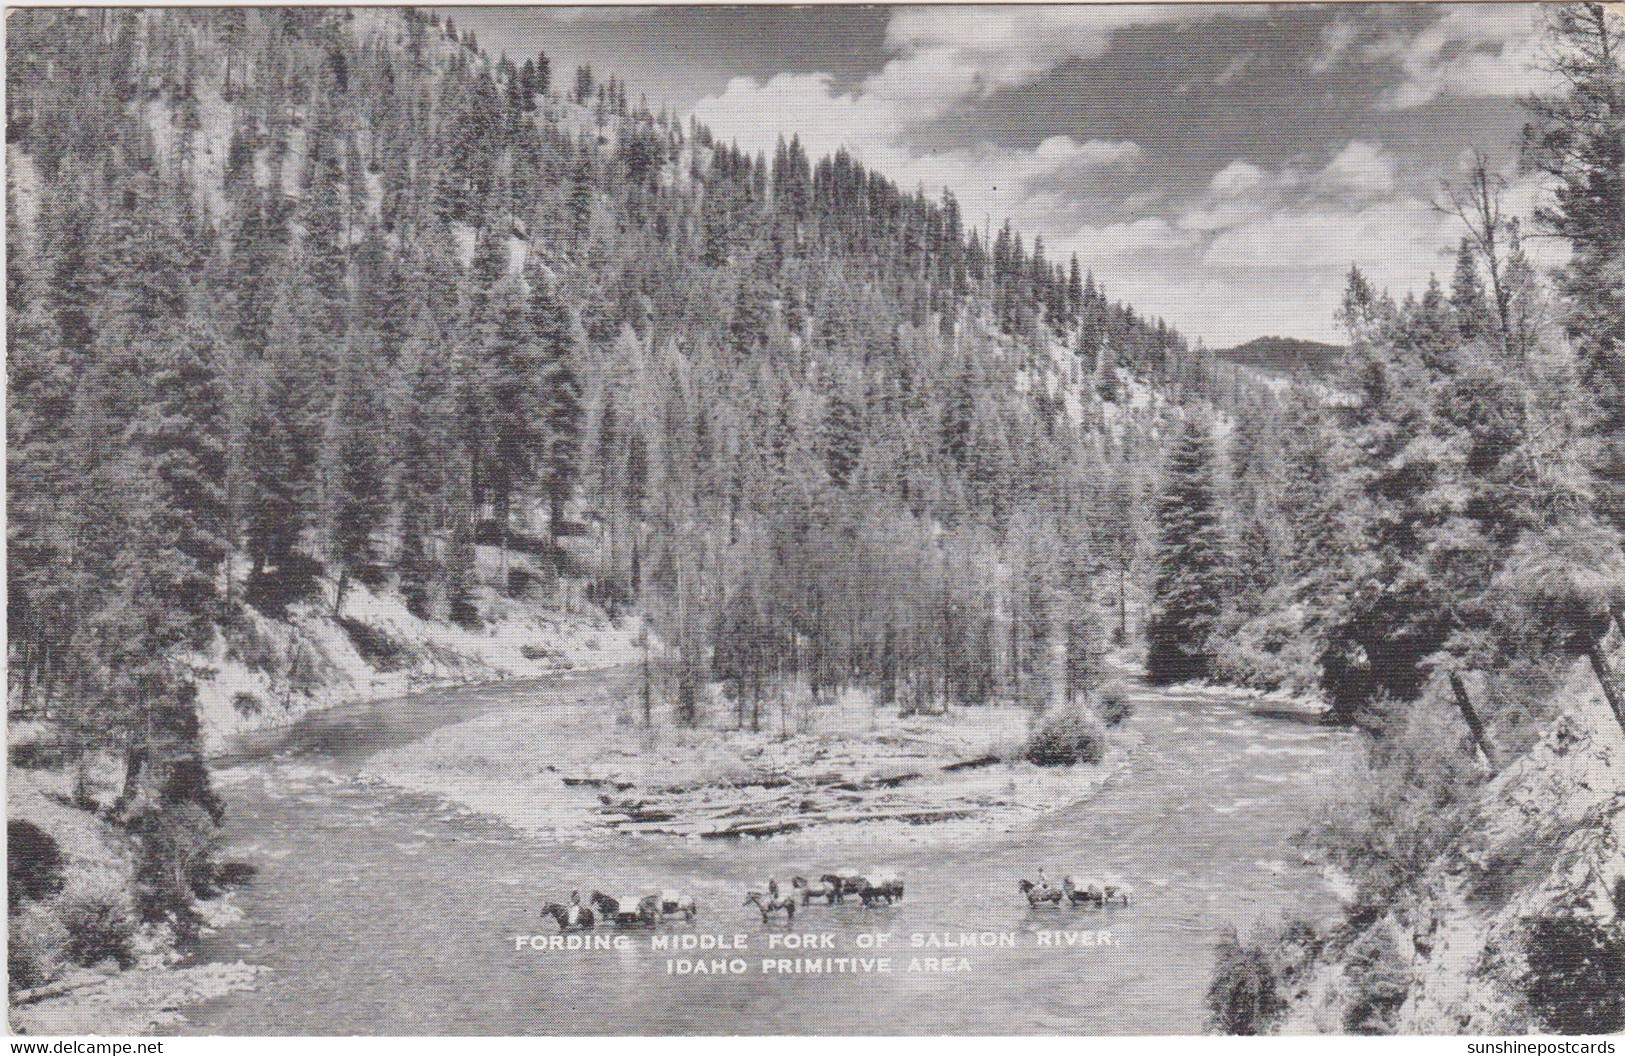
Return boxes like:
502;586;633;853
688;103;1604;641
1193;4;1625;1034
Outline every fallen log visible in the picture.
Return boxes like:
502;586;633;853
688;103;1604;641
12;973;107;1006
562;776;635;791
807;806;974;825
941;754;1001;772
713;818;803;837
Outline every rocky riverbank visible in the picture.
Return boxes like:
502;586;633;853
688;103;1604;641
6;768;265;1035
192;548;642;753
1278;657;1625;1035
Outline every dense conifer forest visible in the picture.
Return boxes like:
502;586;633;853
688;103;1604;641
7;7;1624;1027
6;6;1199;838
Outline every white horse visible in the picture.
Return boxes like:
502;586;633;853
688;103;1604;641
1061;875;1106;906
656;889;698;921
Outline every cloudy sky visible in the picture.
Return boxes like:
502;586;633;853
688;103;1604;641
445;4;1559;346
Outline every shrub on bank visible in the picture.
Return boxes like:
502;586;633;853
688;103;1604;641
1340;926;1412;1034
1209;601;1322;695
1206;927;1287;1034
1098;682;1135;727
54;870;138;970
1025;710;1108;766
1520;913;1625;1034
1311;698;1483;911
9;902;70;990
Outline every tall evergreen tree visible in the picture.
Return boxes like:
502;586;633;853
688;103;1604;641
1522;2;1625;528
1146;416;1225;684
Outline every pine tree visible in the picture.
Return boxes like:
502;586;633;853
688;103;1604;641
1450;237;1490;340
531;278;583;537
1146;416;1225;684
1522;3;1625;529
479;282;545;543
326;349;388;615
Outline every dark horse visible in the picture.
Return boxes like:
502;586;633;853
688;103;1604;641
542;901;596;931
743;890;796;924
858;877;903;906
818;872;869;904
822;871;902;907
1019;879;1065;907
590;890;661;927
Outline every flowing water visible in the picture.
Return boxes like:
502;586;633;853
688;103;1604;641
177;669;1356;1035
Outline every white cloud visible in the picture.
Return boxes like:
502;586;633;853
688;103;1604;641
696;4;1273;148
1032;136;1142;168
1310;16;1361;74
1317;141;1398;198
1081;144;1473;343
1306;5;1553;110
1209;160;1270;197
875;6;1262;117
1375;4;1551;109
1214;51;1255;85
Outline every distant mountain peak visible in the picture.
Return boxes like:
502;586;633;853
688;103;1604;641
1216;335;1345;378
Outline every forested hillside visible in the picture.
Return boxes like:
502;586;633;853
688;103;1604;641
6;5;1208;947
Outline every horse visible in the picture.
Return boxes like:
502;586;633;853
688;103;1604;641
656;889;699;922
857;872;904;907
541;901;596;931
819;871;870;903
743;889;797;924
791;876;838;906
590;890;661;927
1061;876;1106;907
1019;878;1065;907
1102;880;1134;907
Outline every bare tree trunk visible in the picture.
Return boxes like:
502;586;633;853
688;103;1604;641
1448;672;1497;769
1587;647;1625;735
113;744;146;816
1118;566;1128;644
499;497;510;593
640;622;652;728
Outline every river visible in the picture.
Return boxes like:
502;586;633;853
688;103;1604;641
176;667;1356;1035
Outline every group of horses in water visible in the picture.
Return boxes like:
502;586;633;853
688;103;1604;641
540;890;699;931
540;870;906;931
1018;873;1134;908
542;869;1130;931
749;870;907;922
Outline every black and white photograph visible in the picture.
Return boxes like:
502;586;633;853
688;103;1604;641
5;1;1624;1038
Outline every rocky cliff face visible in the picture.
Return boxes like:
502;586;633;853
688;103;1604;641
1284;657;1625;1034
